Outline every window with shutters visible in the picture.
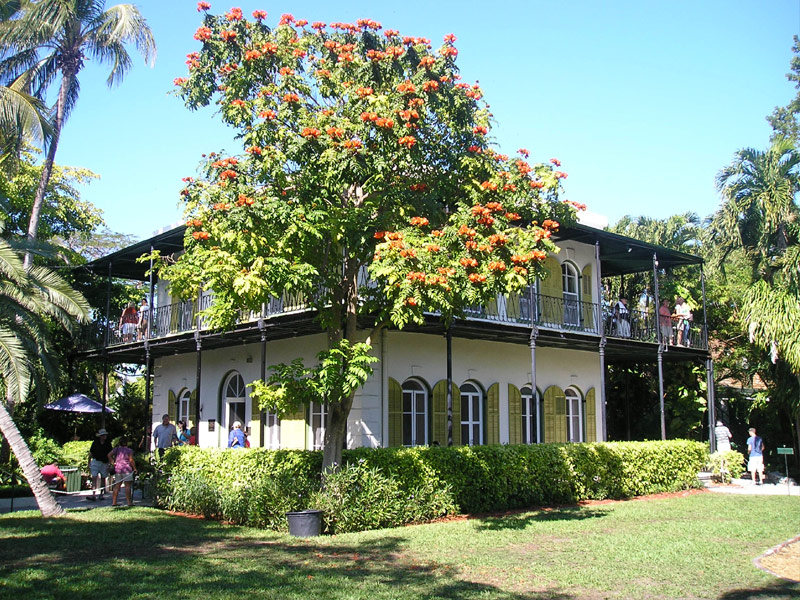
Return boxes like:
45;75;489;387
402;379;428;446
223;372;247;434
565;387;583;442
310;401;326;450
562;262;580;326
519;283;539;322
520;386;537;444
177;388;191;425
264;409;280;449
460;382;483;446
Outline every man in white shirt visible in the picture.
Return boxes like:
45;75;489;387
153;414;178;459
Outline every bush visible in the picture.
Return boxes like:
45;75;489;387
27;430;64;468
159;440;707;532
707;450;746;483
61;441;92;470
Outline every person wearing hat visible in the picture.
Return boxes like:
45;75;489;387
88;428;112;501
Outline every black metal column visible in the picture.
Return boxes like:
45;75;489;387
259;313;267;447
194;332;202;446
529;323;539;443
653;253;666;440
707;358;717;453
446;326;453;447
595;240;607;440
147;247;155;340
144;343;152;452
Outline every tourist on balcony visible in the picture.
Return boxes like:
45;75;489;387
612;297;631;337
228;421;246;449
118;302;138;342
672;297;692;346
137;298;150;340
658;299;673;348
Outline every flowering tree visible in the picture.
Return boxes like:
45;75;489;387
163;4;577;470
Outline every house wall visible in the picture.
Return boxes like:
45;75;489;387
153;328;602;449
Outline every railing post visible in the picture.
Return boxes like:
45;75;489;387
652;253;662;348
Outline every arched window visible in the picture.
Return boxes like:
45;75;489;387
520;386;538;444
223;372;247;434
310;401;326;450
177;388;191;425
460;382;483;446
562;262;580;326
402;379;428;446
565;387;582;442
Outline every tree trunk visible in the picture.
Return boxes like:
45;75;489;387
322;393;353;474
0;400;64;517
24;71;71;269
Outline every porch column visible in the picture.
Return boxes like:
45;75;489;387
700;262;709;350
104;262;112;348
529;324;540;444
259;312;267;447
147;247;155;340
595;241;607;440
101;360;108;429
446;326;453;447
144;343;152;452
653;253;666;440
194;332;202;447
706;358;717;453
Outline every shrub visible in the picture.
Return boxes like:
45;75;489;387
61;441;92;470
707;450;746;483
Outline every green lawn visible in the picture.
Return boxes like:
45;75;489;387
0;492;798;599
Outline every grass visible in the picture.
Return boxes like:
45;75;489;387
0;492;798;599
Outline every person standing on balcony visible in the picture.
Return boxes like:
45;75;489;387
613;297;631;337
118;302;138;342
137;298;150;340
672;297;692;346
658;299;673;348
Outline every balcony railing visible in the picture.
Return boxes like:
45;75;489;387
83;290;707;351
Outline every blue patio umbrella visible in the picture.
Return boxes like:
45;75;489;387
44;394;115;413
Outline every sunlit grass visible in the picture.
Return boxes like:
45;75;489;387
1;492;798;599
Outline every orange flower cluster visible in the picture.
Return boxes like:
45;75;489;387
403;36;430;46
503;184;517;192
485;201;503;212
488;233;508;246
550;158;561;166
192;230;211;240
174;77;188;86
438;267;456;276
194;26;212;41
356;18;382;30
252;10;267;19
458;225;477;238
397;80;416;94
386;46;405;58
407;271;426;282
418;56;435;68
480;181;497;191
473;125;488;135
360;111;378;122
218;169;237;181
398;136;416;148
409;183;427;191
384;29;399;37
406;297;417;306
441;46;458;58
311;21;325;30
488;261;506;272
518;148;530;158
468;145;481;153
230;99;246;108
355;87;374;97
504;212;521;221
529;180;545;189
211;157;238;168
374;231;386;239
261;42;278;54
282;93;300;103
555;171;568;179
516;160;532;175
425;244;441;252
301;127;321;138
213;202;231;210
398;109;419;121
563;199;587;211
468;273;486;283
225;7;242;20
387;232;403;241
246;146;262;155
279;13;295;25
343;139;362;150
220;30;237;42
465;240;478;250
421;80;439;93
217;62;238;76
315;69;332;78
408;98;425;108
197;2;210;11
259;109;277;120
337;52;354;63
409;216;429;226
366;49;386;61
279;66;295;76
542;219;559;230
186;218;203;227
375;117;394;129
460;257;478;268
244;49;261;61
326;127;344;139
513;266;528;275
465;86;482;100
186;51;200;68
237;194;255;206
431;230;443;237
399;248;416;258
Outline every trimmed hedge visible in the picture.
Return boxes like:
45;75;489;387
159;440;706;532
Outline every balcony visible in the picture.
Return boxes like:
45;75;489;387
82;290;708;353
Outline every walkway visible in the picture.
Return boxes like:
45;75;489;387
0;488;153;514
703;477;799;496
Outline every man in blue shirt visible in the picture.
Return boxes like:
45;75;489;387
746;427;765;485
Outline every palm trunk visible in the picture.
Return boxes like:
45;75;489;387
24;71;71;269
0;400;64;517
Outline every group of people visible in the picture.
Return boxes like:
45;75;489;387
713;421;767;485
117;298;150;342
152;414;196;457
611;295;693;345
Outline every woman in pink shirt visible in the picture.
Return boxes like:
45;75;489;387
108;436;137;506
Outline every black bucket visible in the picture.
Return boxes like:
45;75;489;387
286;510;323;537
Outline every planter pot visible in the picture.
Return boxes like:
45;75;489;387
286;510;323;537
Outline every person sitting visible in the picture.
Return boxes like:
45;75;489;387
40;463;66;491
228;421;246;449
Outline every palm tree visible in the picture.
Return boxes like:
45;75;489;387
0;0;156;267
0;227;90;517
0;74;52;171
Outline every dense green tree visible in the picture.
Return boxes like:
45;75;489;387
767;35;800;142
0;0;155;266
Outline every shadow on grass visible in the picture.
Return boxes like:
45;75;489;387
0;508;581;600
474;506;610;531
718;581;800;600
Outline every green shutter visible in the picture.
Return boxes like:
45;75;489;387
432;380;447;446
540;256;562;325
168;389;177;422
544;386;566;443
585;388;597;442
388;378;403;447
486;383;500;445
249;394;261;447
189;389;198;428
451;383;461;446
581;264;594;329
508;384;522;444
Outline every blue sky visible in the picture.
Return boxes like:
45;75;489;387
50;0;799;241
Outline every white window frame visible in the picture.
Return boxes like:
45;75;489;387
460;382;483;446
562;262;580;326
520;386;538;445
263;409;280;449
310;401;327;450
177;388;191;425
565;387;583;442
223;372;248;438
402;379;428;447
